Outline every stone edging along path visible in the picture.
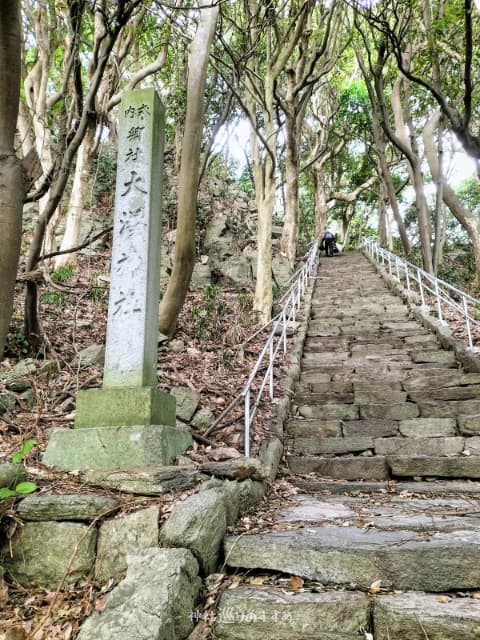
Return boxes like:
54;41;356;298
0;255;316;639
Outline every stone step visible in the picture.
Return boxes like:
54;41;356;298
374;436;465;456
291;478;480;496
411;350;457;365
215;586;370;640
294;392;354;404
388;455;480;478
408;384;480;402
297;403;359;420
287;455;389;479
292;436;373;455
303;337;350;352
402;371;480;390
419;399;480;418
223;526;480;591
285;419;341;438
296;382;353;394
374;592;480;640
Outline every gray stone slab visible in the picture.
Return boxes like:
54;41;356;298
372;514;480;532
276;496;356;522
2;522;96;588
420;400;480;418
82;465;202;495
374;592;480;640
288;456;389;480
374;436;465;457
404;334;438;345
404;372;480;390
292;479;389;494
302;351;350;362
0;462;26;488
354;381;403;392
354;388;407;403
309;382;353;393
398;418;457;437
411;350;457;364
78;548;201;640
295;391;354;404
465;436;480;455
43;424;192;471
294;436;373;455
17;494;119;521
304;337;350;352
170;386;200;422
298;404;359;420
359;403;419;420
300;371;332;384
408;385;480;402
224;527;480;591
458;414;480;435
342;419;399;438
215;587;370;640
394;480;480;496
95;506;160;581
286;419;342;437
388;456;480;478
74;386;175;428
160;488;227;575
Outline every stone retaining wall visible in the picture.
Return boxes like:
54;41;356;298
0;254;318;640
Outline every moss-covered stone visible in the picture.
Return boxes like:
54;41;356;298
74;386;175;428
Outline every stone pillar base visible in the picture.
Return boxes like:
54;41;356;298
43;424;192;471
74;387;176;428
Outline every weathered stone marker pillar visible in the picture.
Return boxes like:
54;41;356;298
44;89;192;471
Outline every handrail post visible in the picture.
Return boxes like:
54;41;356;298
244;390;250;457
434;279;443;322
282;309;287;353
269;340;274;399
418;268;426;306
464;295;473;349
405;265;410;291
395;256;400;281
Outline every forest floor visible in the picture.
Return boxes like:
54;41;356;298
2;246;480;639
0;248;297;640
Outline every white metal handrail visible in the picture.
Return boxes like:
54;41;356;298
204;241;318;456
242;241;318;456
362;238;480;349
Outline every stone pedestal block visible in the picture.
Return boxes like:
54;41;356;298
74;386;175;428
43;424;192;471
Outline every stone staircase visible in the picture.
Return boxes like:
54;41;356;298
215;251;480;640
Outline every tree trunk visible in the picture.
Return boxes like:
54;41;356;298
371;105;410;254
424;110;480;286
55;124;96;268
280;74;299;267
0;1;25;356
280;111;299;266
391;72;433;272
378;180;388;247
158;1;219;336
313;168;329;242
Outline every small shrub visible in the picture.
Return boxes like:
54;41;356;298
204;283;220;300
53;264;75;283
6;331;30;357
40;291;66;305
237;292;253;312
0;440;38;500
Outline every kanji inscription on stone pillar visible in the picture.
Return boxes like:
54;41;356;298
103;89;164;388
